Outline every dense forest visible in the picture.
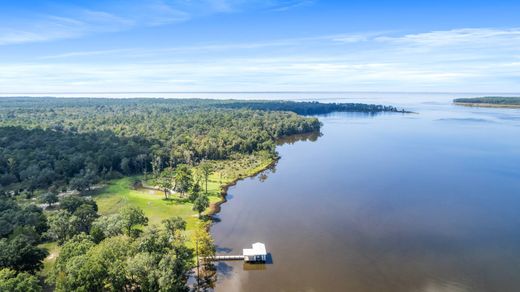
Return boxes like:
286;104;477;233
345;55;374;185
0;98;322;194
0;97;402;194
454;96;520;105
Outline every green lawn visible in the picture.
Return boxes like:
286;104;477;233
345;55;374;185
93;177;221;234
93;153;274;234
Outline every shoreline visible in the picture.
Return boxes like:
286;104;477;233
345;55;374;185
206;130;324;218
207;157;279;217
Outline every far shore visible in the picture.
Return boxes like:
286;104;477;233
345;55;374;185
454;102;520;109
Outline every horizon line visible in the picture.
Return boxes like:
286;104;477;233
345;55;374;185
1;91;520;95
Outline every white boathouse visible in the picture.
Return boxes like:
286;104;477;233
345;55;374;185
243;242;267;262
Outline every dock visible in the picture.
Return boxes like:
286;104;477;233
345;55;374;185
210;255;245;261
208;242;267;263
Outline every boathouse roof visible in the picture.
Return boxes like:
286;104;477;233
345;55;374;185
243;242;266;256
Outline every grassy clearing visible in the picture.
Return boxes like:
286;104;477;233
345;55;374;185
38;241;59;279
93;177;213;237
93;152;274;237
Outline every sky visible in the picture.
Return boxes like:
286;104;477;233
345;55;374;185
1;0;520;93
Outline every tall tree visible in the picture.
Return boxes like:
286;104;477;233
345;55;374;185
45;210;75;245
193;194;210;218
162;217;186;240
173;164;193;198
151;155;162;178
39;192;58;207
199;161;214;194
73;204;99;233
156;167;174;199
188;182;201;202
119;206;148;237
192;221;216;291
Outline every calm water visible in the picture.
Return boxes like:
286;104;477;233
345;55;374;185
211;94;520;292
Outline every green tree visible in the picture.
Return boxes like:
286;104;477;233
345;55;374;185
156;168;174;199
192;221;216;290
89;236;134;291
188;182;201;202
44;210;75;245
126;252;160;291
39;192;58;207
69;176;88;192
52;234;95;279
193;194;209;218
68;169;98;192
73;204;99;233
119;206;148;237
173;164;192;198
120;157;131;175
162;217;186;240
127;229;193;292
199;161;214;194
60;196;97;214
91;214;125;239
55;253;104;292
152;155;162;178
0;268;42;292
136;226;169;254
157;250;192;292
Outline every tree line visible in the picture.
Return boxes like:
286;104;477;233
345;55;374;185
214;100;407;115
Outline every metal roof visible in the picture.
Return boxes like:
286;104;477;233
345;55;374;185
243;242;267;256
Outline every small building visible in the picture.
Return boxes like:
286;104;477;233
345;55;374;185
243;242;267;262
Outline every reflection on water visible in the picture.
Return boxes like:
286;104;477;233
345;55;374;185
211;94;520;292
275;130;321;145
242;263;267;271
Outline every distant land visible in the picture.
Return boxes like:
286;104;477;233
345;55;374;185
454;97;520;108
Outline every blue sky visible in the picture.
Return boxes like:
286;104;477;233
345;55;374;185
1;0;520;92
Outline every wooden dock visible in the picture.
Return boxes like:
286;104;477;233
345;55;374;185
209;255;245;261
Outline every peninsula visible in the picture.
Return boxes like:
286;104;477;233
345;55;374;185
454;97;520;108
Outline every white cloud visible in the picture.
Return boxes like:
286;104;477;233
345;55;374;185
376;28;520;48
1;27;520;92
0;10;133;46
39;49;137;60
0;0;318;46
268;0;315;12
333;35;370;43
